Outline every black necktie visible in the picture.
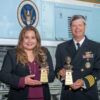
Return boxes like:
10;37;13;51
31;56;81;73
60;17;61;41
76;43;80;50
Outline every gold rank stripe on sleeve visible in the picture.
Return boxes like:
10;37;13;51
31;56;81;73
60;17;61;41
85;75;95;87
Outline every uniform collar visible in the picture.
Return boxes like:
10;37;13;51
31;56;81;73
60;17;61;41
73;37;85;49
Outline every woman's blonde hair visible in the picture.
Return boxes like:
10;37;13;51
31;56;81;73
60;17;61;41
16;26;46;65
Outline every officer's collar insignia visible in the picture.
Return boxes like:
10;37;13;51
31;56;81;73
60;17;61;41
17;0;39;27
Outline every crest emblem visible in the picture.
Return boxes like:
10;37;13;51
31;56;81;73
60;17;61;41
17;0;39;27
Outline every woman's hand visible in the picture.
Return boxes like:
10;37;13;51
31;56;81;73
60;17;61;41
25;74;42;86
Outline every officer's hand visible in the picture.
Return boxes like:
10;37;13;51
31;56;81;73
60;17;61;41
70;79;84;90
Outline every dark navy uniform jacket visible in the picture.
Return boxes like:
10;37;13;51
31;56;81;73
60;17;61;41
55;37;100;100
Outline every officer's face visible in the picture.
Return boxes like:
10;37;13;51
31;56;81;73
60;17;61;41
71;19;85;40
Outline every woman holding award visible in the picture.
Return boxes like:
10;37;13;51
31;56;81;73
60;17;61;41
55;15;100;100
0;26;55;100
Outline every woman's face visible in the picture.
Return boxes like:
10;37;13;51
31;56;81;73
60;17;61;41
22;30;37;51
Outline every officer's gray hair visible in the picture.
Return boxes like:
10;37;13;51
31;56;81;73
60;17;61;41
70;15;86;26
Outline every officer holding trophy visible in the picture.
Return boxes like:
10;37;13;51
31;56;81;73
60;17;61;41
55;15;100;100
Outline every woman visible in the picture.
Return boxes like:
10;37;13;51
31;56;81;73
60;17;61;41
0;26;55;100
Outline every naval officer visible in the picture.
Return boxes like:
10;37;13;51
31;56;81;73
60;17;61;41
55;15;100;100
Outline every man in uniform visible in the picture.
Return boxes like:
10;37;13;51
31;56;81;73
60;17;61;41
55;15;100;100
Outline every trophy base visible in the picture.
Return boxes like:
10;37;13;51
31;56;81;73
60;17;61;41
65;70;73;85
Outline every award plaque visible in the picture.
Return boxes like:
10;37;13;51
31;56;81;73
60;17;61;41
64;57;73;85
40;54;48;83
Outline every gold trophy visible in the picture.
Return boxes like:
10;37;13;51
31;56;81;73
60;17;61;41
64;57;73;85
40;54;48;83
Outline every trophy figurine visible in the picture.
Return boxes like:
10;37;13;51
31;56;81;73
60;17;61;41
40;54;48;83
64;56;73;85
